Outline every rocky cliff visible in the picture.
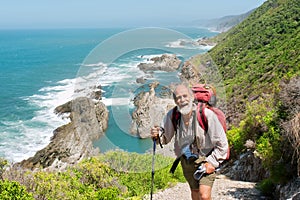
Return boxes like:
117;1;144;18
17;97;109;171
137;54;181;72
130;81;175;138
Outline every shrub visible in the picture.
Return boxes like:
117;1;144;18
29;160;122;200
4;151;184;199
0;180;34;200
257;178;275;196
227;125;246;154
99;150;185;198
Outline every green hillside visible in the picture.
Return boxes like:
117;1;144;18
209;0;299;109
200;0;299;195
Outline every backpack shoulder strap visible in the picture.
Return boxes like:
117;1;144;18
169;106;181;174
171;106;181;133
196;103;208;132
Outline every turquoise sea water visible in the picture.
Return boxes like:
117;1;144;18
0;27;218;162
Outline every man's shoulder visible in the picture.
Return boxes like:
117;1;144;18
167;107;176;117
204;106;214;116
202;106;221;122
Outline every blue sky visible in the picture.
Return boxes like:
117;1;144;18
0;0;266;29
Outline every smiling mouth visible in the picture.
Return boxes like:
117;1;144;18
180;103;188;107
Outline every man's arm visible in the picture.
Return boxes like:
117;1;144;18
205;109;229;168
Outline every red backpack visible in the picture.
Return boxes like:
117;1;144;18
191;84;227;133
171;84;230;159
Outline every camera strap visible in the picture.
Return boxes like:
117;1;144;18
170;111;197;174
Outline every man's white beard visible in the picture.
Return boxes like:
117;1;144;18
177;99;193;115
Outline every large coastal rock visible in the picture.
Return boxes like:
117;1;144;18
137;54;182;72
195;37;217;47
17;97;109;171
130;82;175;138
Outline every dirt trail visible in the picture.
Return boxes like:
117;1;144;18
149;174;263;200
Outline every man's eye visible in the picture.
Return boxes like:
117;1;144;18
176;95;187;100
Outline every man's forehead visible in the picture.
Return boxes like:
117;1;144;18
175;85;189;94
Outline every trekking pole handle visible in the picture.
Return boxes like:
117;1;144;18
151;126;163;148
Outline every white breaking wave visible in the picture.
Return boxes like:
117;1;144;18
137;53;170;63
101;97;132;106
5;79;77;162
4;80;75;162
81;62;107;67
2;60;144;162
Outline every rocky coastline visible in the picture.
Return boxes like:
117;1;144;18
14;53;300;199
16;54;180;171
16;97;109;171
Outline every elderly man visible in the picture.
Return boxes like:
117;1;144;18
151;84;228;200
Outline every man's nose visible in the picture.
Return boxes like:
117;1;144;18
179;96;187;101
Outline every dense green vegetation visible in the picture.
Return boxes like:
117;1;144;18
0;151;184;199
209;0;299;99
190;0;299;196
204;0;299;195
0;180;34;200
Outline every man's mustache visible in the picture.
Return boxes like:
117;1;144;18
179;102;189;107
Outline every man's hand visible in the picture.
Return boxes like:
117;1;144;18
204;162;215;174
150;126;160;140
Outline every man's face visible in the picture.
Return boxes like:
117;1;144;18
174;85;193;115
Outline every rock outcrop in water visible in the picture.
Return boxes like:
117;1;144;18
17;97;109;171
130;82;175;138
137;54;182;72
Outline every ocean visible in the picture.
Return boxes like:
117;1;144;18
0;27;218;163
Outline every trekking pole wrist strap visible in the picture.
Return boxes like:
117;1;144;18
157;127;164;148
157;136;163;148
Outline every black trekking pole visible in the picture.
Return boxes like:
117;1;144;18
150;138;156;200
